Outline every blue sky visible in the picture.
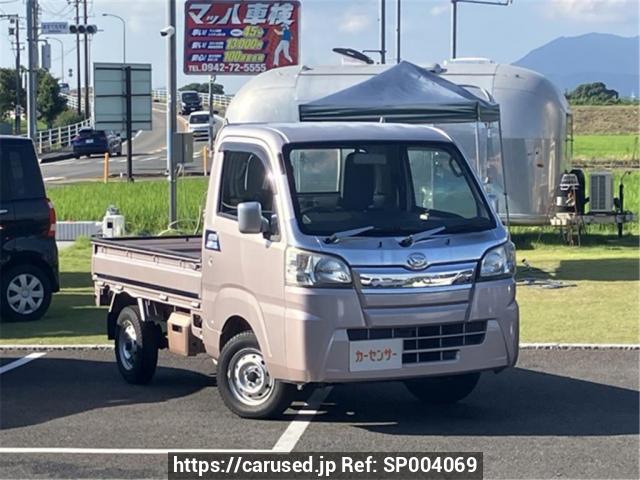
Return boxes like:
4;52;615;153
1;0;638;93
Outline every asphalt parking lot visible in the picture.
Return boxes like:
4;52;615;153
0;349;638;479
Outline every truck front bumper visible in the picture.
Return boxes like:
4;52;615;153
271;278;519;384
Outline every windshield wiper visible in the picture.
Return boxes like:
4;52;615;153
398;226;446;248
324;226;375;244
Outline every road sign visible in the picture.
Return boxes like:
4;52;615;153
93;63;152;135
184;0;300;75
41;21;69;35
94;63;152;181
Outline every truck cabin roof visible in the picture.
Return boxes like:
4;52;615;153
219;122;454;147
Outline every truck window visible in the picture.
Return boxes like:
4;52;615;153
408;148;477;218
0;140;45;201
219;151;274;218
289;149;341;193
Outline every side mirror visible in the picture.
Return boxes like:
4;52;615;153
238;202;268;234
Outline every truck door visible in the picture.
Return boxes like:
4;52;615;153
202;144;286;364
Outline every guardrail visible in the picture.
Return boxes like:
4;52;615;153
152;89;234;109
35;119;92;154
62;92;80;111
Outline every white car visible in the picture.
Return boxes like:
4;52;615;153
187;111;224;142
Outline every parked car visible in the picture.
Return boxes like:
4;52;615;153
187;111;224;141
1;136;59;322
59;82;70;94
72;128;122;158
92;122;519;419
179;90;203;115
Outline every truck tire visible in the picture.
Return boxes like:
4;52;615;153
217;331;294;419
1;264;52;322
404;373;481;405
114;306;159;385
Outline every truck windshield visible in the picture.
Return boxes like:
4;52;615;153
283;142;494;237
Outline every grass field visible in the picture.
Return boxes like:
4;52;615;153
515;239;639;344
0;239;106;345
0;236;638;345
574;134;639;161
48;177;209;235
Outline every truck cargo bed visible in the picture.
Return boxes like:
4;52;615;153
92;236;202;309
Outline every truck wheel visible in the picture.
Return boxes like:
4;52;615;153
217;331;294;419
404;373;481;405
114;306;159;385
1;264;52;322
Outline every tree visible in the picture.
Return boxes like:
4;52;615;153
566;82;620;105
179;82;224;94
37;70;67;128
53;109;84;127
0;68;26;120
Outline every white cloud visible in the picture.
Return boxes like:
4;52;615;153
338;12;374;34
430;2;450;17
548;0;639;23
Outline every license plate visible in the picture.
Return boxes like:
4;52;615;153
349;338;403;372
85;139;94;144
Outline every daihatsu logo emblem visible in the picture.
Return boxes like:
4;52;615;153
406;253;428;271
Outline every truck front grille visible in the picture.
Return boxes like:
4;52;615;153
347;320;487;365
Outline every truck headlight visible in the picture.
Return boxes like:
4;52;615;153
285;247;352;287
479;242;516;279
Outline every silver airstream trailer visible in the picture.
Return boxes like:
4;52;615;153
225;59;572;225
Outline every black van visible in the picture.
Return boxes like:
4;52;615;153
0;136;59;321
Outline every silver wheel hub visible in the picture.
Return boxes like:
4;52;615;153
6;274;44;315
228;348;274;406
118;320;138;370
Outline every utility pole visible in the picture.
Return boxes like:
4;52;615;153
451;0;458;59
74;0;81;115
379;0;386;64
1;14;22;134
208;75;216;162
26;0;38;141
83;0;90;118
396;0;401;63
15;16;21;134
166;0;178;226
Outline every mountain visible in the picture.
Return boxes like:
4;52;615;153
514;33;639;97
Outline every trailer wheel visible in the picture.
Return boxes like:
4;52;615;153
217;331;294;419
114;306;159;385
404;373;480;405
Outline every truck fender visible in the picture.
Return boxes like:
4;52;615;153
204;287;274;362
106;292;136;340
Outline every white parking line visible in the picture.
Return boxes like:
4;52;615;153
0;448;270;455
0;352;46;375
272;387;333;453
141;156;160;162
43;177;64;182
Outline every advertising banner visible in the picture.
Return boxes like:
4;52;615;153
184;0;300;75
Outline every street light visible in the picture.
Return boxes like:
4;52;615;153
101;13;126;64
46;37;65;82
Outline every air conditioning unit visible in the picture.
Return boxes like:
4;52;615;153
589;172;614;213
